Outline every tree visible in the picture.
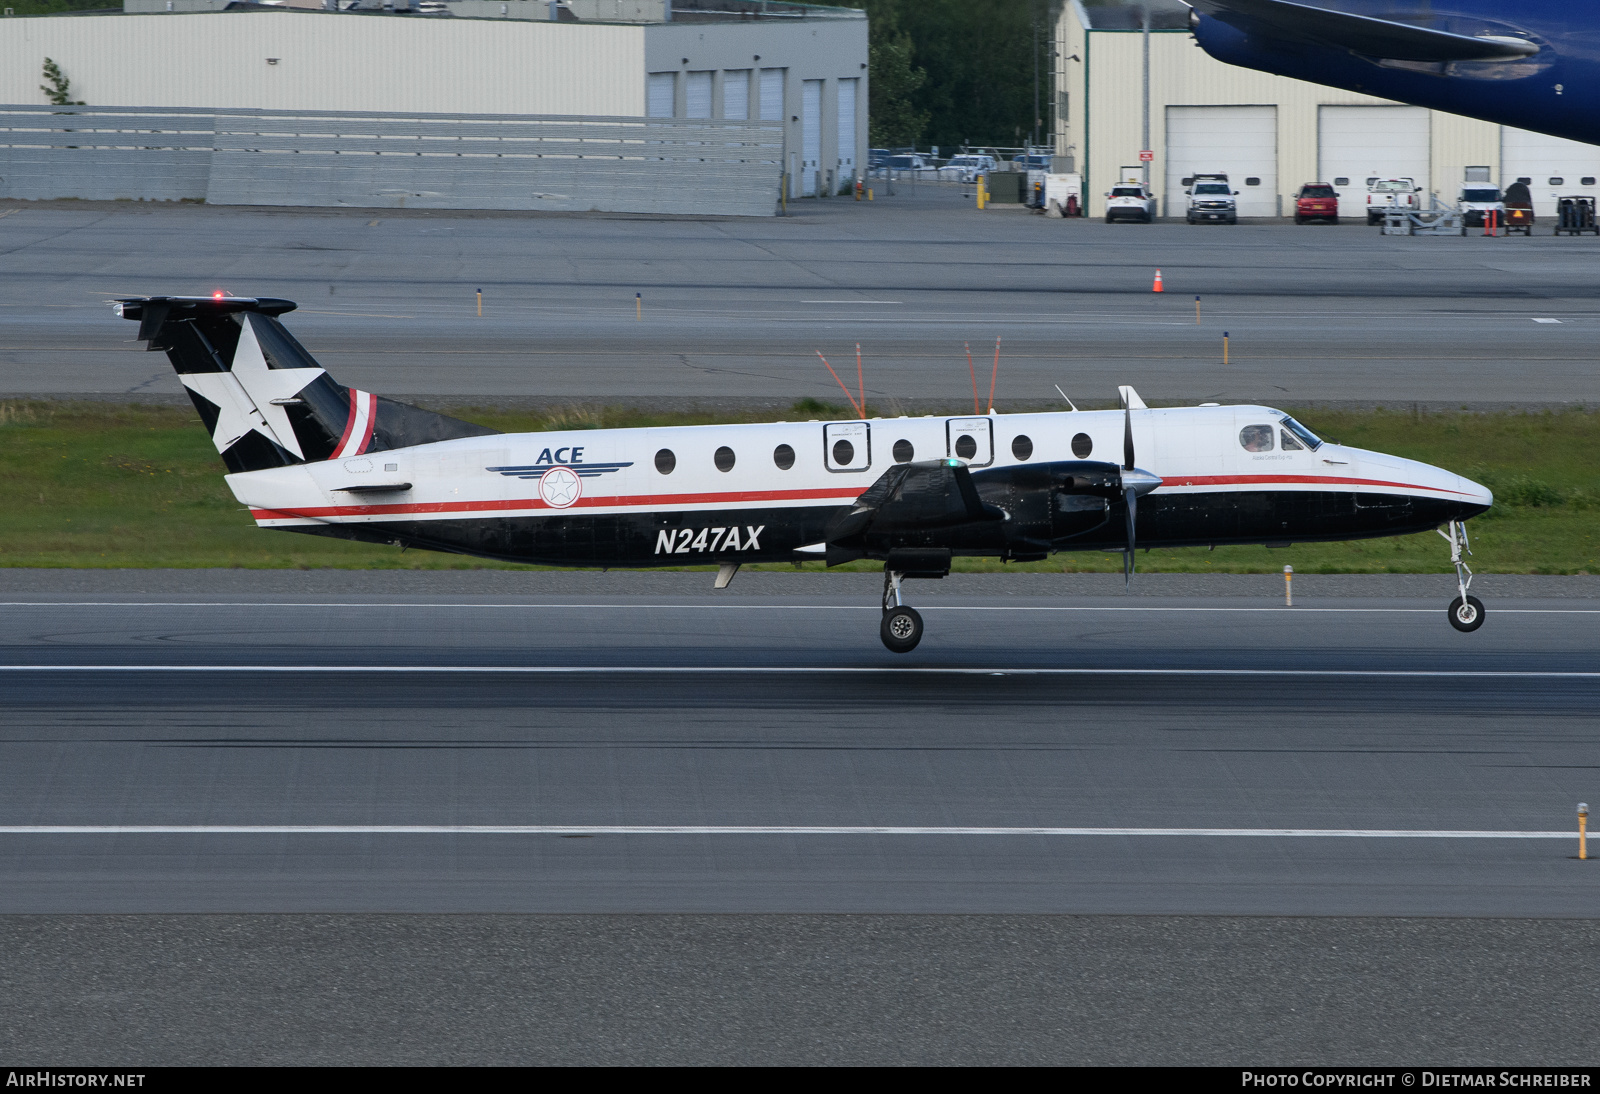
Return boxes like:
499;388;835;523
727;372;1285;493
858;0;1056;151
40;57;84;107
861;0;929;148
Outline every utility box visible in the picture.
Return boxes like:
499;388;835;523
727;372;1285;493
985;171;1023;203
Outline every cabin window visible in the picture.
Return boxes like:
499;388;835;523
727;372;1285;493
1239;424;1275;453
892;438;914;463
1071;432;1093;458
714;446;736;472
773;443;795;470
1279;428;1305;452
1584;177;1597;186
1516;177;1532;184
1011;434;1033;460
1333;177;1349;187
654;448;676;474
1550;177;1565;186
832;438;855;465
953;433;978;459
1245;177;1260;186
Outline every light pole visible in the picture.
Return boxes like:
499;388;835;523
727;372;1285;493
1141;5;1151;191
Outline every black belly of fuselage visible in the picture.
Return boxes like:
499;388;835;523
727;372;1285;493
285;489;1489;567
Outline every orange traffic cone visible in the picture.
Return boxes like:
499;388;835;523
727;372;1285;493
1152;269;1165;293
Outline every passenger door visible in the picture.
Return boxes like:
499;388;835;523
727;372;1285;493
945;417;994;467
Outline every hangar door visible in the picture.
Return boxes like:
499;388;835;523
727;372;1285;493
1318;106;1430;219
1165;106;1278;217
1500;127;1600;217
801;79;822;196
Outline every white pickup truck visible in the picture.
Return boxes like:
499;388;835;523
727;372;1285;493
1366;178;1422;225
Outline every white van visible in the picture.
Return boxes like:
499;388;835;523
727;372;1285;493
1458;183;1506;227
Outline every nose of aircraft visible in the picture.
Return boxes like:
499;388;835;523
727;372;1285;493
1451;469;1494;515
1346;447;1492;519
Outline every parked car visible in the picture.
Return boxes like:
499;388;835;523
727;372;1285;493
1294;182;1340;224
938;154;996;182
1459;183;1506;227
1185;173;1237;224
1105;181;1156;223
887;154;928;171
1366;177;1421;225
868;148;891;169
1011;153;1052;169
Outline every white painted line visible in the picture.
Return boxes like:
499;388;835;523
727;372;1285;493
0;665;1596;678
0;602;1595;615
1533;318;1563;324
800;300;902;305
0;824;1577;838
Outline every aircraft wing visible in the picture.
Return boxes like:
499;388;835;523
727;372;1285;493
1188;0;1538;62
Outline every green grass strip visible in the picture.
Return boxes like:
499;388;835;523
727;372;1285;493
1;400;1596;574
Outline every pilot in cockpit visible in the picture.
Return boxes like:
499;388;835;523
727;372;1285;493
1240;424;1274;452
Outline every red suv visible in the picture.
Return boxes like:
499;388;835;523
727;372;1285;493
1294;183;1340;224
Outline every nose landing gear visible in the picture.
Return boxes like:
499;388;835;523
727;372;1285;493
1439;520;1485;632
880;568;925;653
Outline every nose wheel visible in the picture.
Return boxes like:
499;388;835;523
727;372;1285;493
880;569;924;653
1438;520;1485;632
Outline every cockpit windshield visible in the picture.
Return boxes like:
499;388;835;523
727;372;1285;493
1280;415;1323;451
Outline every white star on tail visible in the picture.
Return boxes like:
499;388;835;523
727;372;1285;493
179;314;324;459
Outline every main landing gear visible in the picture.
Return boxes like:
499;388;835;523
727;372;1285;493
880;569;925;654
1439;519;1485;632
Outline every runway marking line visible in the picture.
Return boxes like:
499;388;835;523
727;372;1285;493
0;602;1595;615
1;666;1597;678
0;825;1580;839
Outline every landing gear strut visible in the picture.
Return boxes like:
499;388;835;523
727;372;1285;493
1439;520;1485;632
880;569;924;653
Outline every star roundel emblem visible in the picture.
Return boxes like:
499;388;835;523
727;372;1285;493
538;465;582;509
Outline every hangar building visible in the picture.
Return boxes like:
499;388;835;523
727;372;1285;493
1056;0;1600;219
0;0;866;199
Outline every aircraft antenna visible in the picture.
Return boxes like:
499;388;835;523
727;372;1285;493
965;342;979;414
988;337;1001;413
856;343;866;419
816;351;863;417
1054;384;1078;412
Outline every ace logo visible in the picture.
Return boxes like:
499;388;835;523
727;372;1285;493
655;525;765;554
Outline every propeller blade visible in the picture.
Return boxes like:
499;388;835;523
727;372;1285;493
1124;486;1137;589
1123;396;1135;471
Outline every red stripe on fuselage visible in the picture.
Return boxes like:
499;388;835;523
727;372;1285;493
248;474;1476;524
249;485;866;521
1162;474;1477;497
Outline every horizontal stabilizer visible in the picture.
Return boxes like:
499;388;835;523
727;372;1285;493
1189;0;1539;62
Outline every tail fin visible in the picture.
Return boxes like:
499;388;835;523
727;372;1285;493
116;295;498;474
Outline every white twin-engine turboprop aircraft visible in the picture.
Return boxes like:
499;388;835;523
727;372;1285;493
116;295;1494;652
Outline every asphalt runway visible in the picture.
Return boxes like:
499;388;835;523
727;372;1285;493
2;573;1596;917
3;188;1599;409
3;570;1598;1063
